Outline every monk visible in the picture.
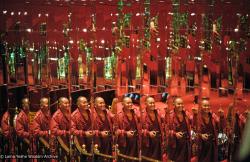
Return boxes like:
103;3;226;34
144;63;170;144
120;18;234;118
15;97;31;157
166;97;192;162
71;96;94;161
1;109;15;159
115;97;140;162
32;97;51;160
197;99;226;162
141;96;164;161
50;97;71;162
93;97;114;162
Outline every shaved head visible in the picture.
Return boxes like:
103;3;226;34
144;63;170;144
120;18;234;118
145;97;155;111
58;97;70;113
122;97;133;110
40;97;49;112
95;97;106;110
173;97;184;112
22;97;30;111
77;96;88;110
201;99;210;114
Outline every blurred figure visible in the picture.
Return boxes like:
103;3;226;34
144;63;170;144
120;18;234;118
238;112;250;162
115;97;140;162
141;97;164;161
94;97;114;162
71;96;94;161
15;97;31;159
1;109;15;161
166;97;192;162
50;97;70;162
32;97;51;161
197;99;226;162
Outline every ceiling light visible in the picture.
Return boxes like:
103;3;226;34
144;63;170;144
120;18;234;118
24;12;27;15
11;12;14;15
3;10;7;14
26;28;32;32
234;28;239;32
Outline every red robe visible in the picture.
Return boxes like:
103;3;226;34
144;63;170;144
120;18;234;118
141;109;165;161
166;110;192;162
197;113;226;162
32;109;51;155
15;110;30;155
33;110;51;137
50;109;70;160
115;108;141;161
1;111;11;138
71;108;93;153
16;110;29;138
1;111;15;154
94;109;114;161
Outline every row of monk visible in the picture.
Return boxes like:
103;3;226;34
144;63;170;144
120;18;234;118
0;96;249;162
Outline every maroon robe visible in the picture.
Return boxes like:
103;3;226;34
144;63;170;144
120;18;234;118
16;110;29;138
115;108;141;161
15;110;30;155
141;109;164;161
1;111;15;154
1;111;11;138
50;109;70;160
166;110;192;162
33;110;51;137
32;109;51;156
94;109;114;162
71;108;93;153
197;113;226;162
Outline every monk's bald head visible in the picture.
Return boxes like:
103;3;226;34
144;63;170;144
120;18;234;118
22;97;30;111
77;96;89;110
40;97;49;112
58;97;70;113
173;97;184;112
95;97;106;110
145;97;155;111
122;97;133;110
201;99;210;114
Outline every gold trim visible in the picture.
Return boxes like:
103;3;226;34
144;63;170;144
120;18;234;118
117;152;140;161
141;155;162;162
24;138;30;145
93;147;116;159
57;136;69;154
73;136;92;156
39;137;49;148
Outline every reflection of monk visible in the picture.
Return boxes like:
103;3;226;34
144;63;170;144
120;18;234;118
115;97;140;162
71;96;94;161
1;110;14;155
141;97;164;161
32;97;51;159
166;97;192;162
94;97;114;162
15;98;30;157
50;97;70;162
197;99;226;162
